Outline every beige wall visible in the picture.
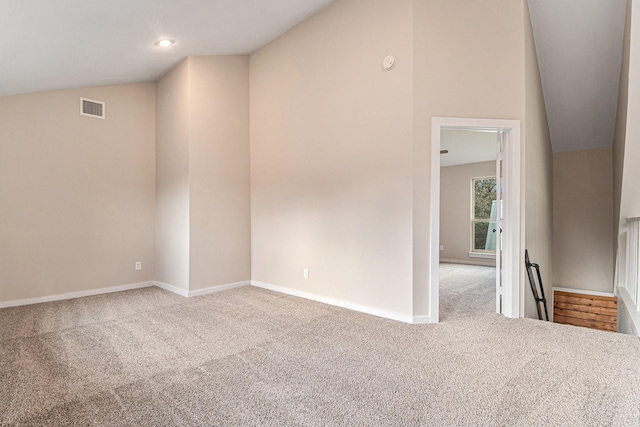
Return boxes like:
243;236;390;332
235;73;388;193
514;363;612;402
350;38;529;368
251;0;543;320
250;0;415;316
413;0;526;317
523;2;554;317
0;83;156;302
619;1;640;225
251;0;535;320
156;56;251;292
615;0;640;335
440;161;496;267
1;0;553;320
188;56;251;290
156;59;191;291
552;147;614;293
613;0;631;241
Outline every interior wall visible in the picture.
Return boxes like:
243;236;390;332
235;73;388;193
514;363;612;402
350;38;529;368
413;0;526;317
188;56;251;290
0;0;550;320
613;0;631;241
156;56;251;292
250;0;415;317
523;1;554;318
440;161;496;267
619;1;640;225
552;147;614;293
0;83;156;302
156;58;191;291
616;0;640;334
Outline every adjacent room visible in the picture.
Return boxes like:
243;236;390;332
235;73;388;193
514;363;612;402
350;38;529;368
1;0;640;425
439;129;498;321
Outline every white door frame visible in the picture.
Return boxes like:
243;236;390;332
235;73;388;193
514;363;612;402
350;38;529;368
430;117;521;322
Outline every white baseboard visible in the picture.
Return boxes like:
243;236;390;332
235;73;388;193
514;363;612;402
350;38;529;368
154;280;250;298
154;281;189;297
552;287;615;298
440;258;496;267
468;252;496;259
0;281;155;309
188;281;250;297
411;315;432;324
0;278;431;325
250;280;429;324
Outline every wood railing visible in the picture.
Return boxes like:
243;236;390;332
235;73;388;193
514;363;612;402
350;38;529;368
616;218;640;335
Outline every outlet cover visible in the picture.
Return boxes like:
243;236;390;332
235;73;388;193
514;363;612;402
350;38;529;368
135;262;142;271
303;268;309;279
439;245;444;251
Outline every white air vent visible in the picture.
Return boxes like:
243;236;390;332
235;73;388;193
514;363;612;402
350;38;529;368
80;98;105;119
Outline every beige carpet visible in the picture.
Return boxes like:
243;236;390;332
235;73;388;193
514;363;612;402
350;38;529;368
439;263;496;321
1;285;640;426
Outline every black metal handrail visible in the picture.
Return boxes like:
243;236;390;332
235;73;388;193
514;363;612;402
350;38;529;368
525;249;549;321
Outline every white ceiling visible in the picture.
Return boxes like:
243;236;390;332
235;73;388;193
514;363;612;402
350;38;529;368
1;1;629;157
440;130;497;167
0;0;335;97
528;0;627;153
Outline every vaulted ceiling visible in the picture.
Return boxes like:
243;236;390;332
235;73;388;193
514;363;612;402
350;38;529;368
1;0;629;156
0;0;334;97
528;0;627;153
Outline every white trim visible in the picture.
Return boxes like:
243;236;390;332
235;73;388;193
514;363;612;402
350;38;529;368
500;120;521;318
440;258;495;267
0;280;255;309
552;287;615;298
431;117;521;322
0;278;430;324
411;316;431;325
188;281;250;297
154;281;189;297
251;281;426;324
0;281;154;309
430;121;442;323
155;281;250;298
468;252;496;259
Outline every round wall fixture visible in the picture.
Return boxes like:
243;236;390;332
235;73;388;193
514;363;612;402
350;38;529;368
383;55;397;71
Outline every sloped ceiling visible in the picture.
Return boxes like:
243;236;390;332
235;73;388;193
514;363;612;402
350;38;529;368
0;0;335;97
528;0;627;153
1;0;630;156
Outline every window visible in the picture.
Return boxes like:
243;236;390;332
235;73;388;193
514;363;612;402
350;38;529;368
472;177;497;253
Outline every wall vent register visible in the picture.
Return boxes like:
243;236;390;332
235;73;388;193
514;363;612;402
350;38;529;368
80;98;105;119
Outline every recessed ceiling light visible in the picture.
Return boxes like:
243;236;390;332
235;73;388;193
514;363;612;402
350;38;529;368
155;39;175;48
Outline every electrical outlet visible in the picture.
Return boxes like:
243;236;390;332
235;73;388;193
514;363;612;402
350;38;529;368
135;261;142;271
440;245;444;251
303;268;309;279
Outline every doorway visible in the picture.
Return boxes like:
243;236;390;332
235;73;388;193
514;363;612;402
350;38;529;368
439;129;498;320
430;117;521;323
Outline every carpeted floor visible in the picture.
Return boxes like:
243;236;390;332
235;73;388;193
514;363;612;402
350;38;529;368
439;263;496;321
1;285;640;426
